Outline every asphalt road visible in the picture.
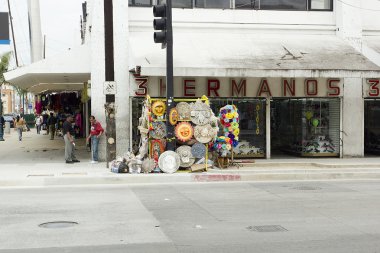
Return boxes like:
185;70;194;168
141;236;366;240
1;181;380;253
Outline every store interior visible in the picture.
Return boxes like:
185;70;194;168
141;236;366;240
270;98;340;158
364;99;380;155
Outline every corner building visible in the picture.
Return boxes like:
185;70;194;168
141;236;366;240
44;0;380;160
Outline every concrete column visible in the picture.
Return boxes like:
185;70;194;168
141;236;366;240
342;77;364;157
27;0;43;62
113;0;130;157
90;0;106;161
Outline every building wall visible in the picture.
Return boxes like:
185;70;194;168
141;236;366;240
86;0;380;159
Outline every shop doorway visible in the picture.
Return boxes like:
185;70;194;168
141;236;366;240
270;98;340;158
364;99;380;155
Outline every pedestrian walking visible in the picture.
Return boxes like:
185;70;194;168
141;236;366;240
0;115;5;141
47;112;57;140
62;115;80;164
14;115;25;141
86;115;104;163
35;114;42;134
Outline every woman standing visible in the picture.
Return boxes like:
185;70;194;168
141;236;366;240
35;114;42;134
14;115;25;141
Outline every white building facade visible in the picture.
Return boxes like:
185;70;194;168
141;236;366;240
7;0;380;160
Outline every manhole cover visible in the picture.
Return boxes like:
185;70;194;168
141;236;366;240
247;225;287;232
39;221;78;229
292;186;322;191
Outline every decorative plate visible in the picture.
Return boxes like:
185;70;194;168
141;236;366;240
175;122;194;142
191;142;206;158
169;108;178;126
150;139;166;161
152;100;166;117
194;124;217;143
149;121;167;139
158;151;181;174
176;102;191;120
190;99;212;126
176;145;195;168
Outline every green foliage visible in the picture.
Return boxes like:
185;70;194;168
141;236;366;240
0;52;11;85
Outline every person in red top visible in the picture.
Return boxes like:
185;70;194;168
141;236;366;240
86;115;104;163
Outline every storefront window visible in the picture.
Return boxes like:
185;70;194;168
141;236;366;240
310;0;332;10
271;98;340;157
195;0;231;9
128;0;152;7
365;99;380;155
235;0;259;9
260;0;307;10
209;99;266;158
158;0;193;8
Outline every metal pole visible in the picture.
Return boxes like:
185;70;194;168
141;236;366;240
7;0;19;67
0;85;4;141
165;0;175;151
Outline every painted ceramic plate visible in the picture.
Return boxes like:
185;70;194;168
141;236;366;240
158;151;181;174
175;122;194;142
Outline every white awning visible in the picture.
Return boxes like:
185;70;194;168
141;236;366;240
130;32;380;78
4;44;90;93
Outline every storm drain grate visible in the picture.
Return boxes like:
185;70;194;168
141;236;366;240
292;186;322;191
39;221;78;229
247;225;288;232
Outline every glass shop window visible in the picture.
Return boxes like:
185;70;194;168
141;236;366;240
260;0;307;10
235;0;259;9
195;0;231;9
158;0;193;8
310;0;332;10
128;0;153;7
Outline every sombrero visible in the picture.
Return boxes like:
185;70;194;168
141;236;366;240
194;124;217;143
176;145;195;168
175;122;193;142
151;100;166;117
176;102;191;120
150;121;167;139
158;151;181;173
191;142;206;158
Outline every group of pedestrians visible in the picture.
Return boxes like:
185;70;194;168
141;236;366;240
34;113;57;140
63;115;104;164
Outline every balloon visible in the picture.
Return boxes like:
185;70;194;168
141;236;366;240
312;118;319;127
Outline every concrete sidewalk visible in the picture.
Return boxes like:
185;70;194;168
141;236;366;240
1;129;380;187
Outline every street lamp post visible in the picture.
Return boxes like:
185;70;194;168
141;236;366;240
0;84;4;141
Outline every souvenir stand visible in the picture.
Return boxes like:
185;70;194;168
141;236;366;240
143;95;218;173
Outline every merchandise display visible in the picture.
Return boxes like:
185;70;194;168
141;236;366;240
175;122;194;142
158;151;181;173
169;108;178;125
149;121;167;139
213;104;240;157
194;124;217;144
151;100;166;117
191;142;206;158
176;102;191;120
190;99;212;125
176;145;196;168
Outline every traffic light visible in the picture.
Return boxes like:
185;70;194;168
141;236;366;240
153;4;167;46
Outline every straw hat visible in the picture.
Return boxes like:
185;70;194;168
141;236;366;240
158;151;181;173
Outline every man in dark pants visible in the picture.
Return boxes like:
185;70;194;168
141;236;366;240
62;115;80;164
0;115;4;141
47;113;57;140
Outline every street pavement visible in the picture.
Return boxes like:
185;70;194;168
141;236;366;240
1;129;380;187
0;181;380;252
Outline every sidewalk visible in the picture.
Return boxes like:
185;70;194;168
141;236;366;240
1;129;380;187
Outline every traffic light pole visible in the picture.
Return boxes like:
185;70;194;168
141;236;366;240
165;0;175;151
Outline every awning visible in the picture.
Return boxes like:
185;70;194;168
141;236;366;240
130;32;380;78
4;44;90;93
